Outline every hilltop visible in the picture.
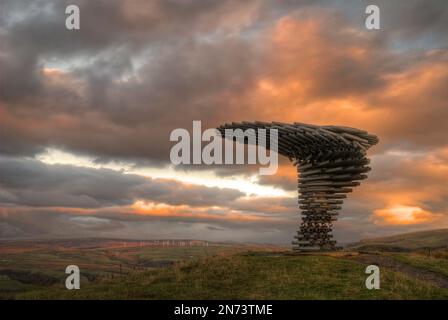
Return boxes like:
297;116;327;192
347;229;448;252
1;234;448;300
15;251;448;300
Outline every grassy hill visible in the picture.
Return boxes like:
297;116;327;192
347;229;448;252
1;236;448;300
0;239;279;299
15;252;448;300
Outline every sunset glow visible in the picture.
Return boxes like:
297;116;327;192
1;0;447;244
374;205;436;225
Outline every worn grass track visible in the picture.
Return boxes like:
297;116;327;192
350;253;448;289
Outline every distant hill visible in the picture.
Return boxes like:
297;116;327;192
347;229;448;251
0;238;215;253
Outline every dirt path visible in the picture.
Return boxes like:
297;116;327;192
351;253;448;289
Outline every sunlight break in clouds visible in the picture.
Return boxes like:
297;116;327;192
36;148;290;198
373;205;437;225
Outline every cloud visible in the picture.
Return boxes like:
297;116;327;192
0;0;447;243
2;0;446;163
0;205;295;243
373;205;439;225
0;156;243;208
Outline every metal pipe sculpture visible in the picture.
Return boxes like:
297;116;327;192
217;121;378;251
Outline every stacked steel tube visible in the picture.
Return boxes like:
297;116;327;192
217;121;378;251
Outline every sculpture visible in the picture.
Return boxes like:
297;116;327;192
218;121;378;251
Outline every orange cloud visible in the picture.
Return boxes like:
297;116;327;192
373;205;438;225
131;200;282;223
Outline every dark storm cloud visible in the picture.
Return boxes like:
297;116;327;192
0;0;265;104
0;0;266;161
1;0;446;163
0;156;243;208
372;0;448;46
234;196;296;216
0;208;125;238
306;0;448;48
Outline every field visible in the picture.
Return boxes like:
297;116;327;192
0;238;279;299
1;235;448;300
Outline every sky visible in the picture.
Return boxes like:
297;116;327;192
0;0;447;245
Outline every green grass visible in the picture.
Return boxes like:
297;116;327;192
389;253;448;278
3;239;448;300
0;275;31;292
16;253;448;300
0;243;275;298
